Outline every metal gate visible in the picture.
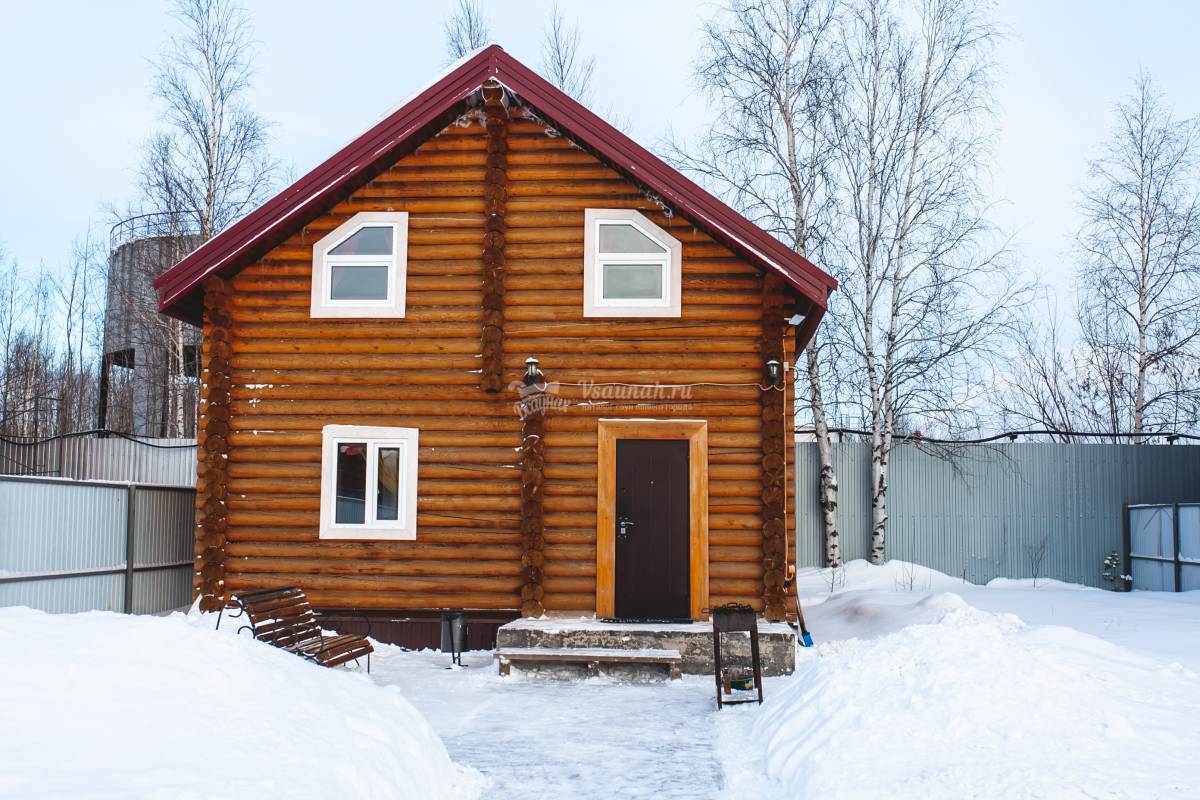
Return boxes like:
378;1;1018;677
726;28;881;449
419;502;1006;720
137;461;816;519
1126;504;1200;591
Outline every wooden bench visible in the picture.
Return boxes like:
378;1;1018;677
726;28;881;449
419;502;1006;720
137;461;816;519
495;646;683;680
220;586;373;672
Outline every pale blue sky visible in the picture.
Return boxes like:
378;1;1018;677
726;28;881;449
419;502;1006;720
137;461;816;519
1;0;1198;301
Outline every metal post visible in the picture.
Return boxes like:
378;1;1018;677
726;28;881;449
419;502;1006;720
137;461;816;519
124;485;136;613
1173;503;1182;593
1122;504;1131;592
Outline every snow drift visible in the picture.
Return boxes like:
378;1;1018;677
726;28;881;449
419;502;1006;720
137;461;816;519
0;607;482;799
724;587;1200;800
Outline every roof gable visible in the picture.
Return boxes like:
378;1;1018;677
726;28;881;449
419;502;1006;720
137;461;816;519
154;45;837;325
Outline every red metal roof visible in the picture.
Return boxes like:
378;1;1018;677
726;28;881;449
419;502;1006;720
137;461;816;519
154;45;837;325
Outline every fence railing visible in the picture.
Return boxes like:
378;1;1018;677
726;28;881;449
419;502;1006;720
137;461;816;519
0;475;195;614
0;431;197;485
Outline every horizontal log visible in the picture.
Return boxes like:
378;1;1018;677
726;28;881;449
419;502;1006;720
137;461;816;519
333;197;488;213
505;306;761;323
541;560;595;577
225;541;521;560
226;526;520;545
231;337;482;355
540;593;593;611
230;308;484;325
543;576;595;594
227;492;521;513
231;557;520;578
222;570;522;594
227;369;482;385
504;274;760;292
222;583;520;610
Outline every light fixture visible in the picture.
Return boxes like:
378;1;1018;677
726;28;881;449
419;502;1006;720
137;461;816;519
524;356;544;387
764;359;783;388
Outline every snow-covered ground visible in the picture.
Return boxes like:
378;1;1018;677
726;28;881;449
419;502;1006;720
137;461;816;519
721;561;1200;799
375;562;1200;800
2;561;1198;799
0;607;482;799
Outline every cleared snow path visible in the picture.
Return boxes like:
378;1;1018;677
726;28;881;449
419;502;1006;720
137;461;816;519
370;648;727;799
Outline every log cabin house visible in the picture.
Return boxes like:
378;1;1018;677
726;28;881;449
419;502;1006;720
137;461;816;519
155;46;836;647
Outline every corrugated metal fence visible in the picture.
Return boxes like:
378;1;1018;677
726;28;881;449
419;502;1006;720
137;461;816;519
0;476;195;613
0;433;197;614
0;433;197;485
795;441;1200;587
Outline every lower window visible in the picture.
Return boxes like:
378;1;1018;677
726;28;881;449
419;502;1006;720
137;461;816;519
320;425;418;540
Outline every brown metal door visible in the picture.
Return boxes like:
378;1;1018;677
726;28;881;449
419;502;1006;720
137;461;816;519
614;439;690;620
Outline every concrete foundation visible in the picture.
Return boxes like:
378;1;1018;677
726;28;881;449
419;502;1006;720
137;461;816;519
496;617;797;677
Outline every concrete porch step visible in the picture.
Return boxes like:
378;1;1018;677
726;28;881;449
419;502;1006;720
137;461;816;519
495;617;796;676
495;646;683;679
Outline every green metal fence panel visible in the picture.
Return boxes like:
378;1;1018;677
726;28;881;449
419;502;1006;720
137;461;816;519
794;440;1200;587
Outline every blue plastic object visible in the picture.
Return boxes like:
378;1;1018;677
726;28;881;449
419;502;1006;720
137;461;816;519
800;631;814;647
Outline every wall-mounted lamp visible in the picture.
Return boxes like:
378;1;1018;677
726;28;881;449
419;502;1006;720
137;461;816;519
523;356;545;387
764;359;783;388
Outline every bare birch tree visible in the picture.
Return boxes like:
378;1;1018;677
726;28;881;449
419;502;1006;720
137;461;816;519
52;235;105;434
667;0;847;565
540;3;596;104
1074;75;1200;439
830;0;1023;563
0;252;19;430
997;302;1094;439
141;0;276;239
443;0;491;62
115;0;276;437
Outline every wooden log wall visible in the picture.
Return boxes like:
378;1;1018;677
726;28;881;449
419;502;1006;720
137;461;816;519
479;82;508;392
519;375;547;616
219;113;524;610
195;277;233;611
502;111;784;613
209;104;801;614
759;273;788;621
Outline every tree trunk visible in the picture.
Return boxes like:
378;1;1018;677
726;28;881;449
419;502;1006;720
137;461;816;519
806;347;840;566
868;438;888;563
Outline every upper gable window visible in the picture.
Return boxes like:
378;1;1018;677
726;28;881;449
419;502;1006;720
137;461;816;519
310;212;408;318
584;209;681;317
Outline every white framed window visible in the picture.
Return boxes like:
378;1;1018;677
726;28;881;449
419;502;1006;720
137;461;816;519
319;425;418;540
310;211;408;318
584;208;682;317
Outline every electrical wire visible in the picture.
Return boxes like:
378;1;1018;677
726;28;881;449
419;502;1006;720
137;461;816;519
0;429;199;449
792;426;1200;444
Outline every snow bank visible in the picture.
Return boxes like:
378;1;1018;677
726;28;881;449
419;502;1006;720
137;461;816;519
0;607;482;799
726;593;1200;800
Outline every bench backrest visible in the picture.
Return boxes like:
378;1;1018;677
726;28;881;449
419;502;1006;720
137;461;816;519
231;586;323;648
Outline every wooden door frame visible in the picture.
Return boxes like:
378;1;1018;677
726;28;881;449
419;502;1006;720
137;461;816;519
596;419;709;620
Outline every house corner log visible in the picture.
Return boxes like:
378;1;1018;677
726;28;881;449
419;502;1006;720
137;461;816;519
518;386;547;617
479;81;509;393
195;276;233;612
760;274;789;621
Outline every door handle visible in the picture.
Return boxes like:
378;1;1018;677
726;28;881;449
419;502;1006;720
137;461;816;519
617;517;635;538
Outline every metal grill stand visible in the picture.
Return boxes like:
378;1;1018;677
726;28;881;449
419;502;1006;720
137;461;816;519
712;603;764;709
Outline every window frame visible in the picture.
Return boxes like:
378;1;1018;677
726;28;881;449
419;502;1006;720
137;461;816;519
583;209;682;317
310;212;408;318
319;424;419;540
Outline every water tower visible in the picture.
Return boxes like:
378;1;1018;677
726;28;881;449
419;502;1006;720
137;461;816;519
99;214;204;437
